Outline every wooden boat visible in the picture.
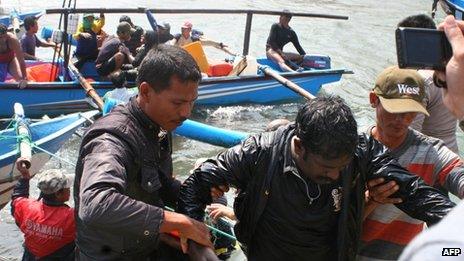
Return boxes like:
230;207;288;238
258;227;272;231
0;59;348;118
0;109;99;209
0;8;351;118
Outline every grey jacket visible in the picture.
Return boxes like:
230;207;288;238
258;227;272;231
74;98;180;260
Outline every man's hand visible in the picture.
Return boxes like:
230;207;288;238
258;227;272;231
436;16;464;118
18;79;28;89
367;178;402;205
119;45;130;56
161;211;213;254
80;32;92;39
178;217;213;254
15;157;30;179
188;240;220;261
363;178;402;219
206;203;236;222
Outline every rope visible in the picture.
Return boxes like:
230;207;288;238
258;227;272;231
0;134;24;140
0;133;76;168
2;117;15;131
164;206;237;241
29;143;76;168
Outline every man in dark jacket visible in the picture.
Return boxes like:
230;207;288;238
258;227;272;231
74;45;213;260
178;96;456;260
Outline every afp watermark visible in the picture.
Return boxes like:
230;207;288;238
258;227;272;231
442;248;461;256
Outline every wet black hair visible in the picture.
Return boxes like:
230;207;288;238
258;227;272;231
397;14;436;29
137;44;201;92
295;96;358;160
24;16;37;31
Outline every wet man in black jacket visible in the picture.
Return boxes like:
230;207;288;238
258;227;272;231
74;45;213;260
178;96;456;260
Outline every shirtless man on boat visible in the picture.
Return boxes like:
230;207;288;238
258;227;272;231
0;23;27;86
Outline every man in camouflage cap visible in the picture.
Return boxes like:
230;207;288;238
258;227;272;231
37;169;73;196
11;163;76;260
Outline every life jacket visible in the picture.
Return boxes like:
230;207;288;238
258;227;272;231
12;197;75;258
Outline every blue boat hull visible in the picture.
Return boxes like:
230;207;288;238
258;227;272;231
0;10;43;27
0;110;98;209
197;69;342;105
0;59;347;117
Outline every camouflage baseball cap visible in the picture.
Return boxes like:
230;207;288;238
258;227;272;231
373;66;429;116
37;169;73;194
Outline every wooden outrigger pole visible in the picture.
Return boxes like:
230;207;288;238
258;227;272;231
46;7;348;67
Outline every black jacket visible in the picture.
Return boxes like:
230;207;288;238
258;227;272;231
74;97;180;260
178;124;455;260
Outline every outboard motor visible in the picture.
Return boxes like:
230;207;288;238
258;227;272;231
301;54;331;70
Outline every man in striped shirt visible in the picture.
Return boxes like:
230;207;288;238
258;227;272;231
358;66;464;260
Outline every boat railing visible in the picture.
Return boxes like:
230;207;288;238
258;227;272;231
46;7;349;74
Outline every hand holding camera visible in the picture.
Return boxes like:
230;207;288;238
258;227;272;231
437;16;464;119
397;15;464;118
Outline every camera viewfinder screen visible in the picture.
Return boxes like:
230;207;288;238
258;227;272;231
404;30;444;66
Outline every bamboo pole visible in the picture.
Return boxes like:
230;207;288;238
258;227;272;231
46;8;349;20
258;65;315;100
